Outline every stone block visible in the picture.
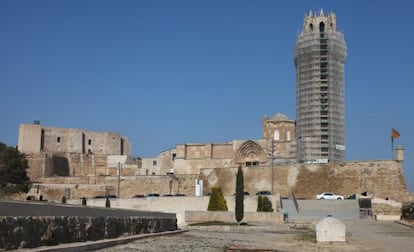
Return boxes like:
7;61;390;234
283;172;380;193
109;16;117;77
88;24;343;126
316;216;346;242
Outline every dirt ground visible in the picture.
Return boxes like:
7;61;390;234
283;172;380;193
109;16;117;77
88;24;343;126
97;219;414;252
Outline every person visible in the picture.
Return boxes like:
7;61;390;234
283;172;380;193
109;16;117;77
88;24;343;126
283;210;288;222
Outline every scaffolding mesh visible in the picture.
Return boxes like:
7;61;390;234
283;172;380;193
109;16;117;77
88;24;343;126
294;11;347;163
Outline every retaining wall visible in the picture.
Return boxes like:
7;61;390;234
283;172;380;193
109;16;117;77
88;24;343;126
0;200;177;250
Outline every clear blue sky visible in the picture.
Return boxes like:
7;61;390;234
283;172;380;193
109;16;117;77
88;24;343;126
1;1;414;191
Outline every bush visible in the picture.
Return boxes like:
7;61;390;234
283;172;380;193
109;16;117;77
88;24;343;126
207;187;228;211
257;196;274;212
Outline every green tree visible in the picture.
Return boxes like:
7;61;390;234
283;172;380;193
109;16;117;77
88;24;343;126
257;196;274;212
0;143;31;197
235;166;244;223
207;187;228;211
257;195;263;211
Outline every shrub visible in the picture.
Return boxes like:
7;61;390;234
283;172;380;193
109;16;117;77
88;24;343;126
207;187;228;211
257;196;274;212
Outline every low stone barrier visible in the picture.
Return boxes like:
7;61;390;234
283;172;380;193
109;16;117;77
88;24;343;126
375;215;401;221
0;200;177;250
0;216;177;250
185;211;283;224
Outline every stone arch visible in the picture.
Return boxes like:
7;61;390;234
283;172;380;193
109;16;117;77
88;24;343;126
235;140;266;166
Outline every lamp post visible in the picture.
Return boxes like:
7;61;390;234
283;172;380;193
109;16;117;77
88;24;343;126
117;162;123;198
268;139;275;195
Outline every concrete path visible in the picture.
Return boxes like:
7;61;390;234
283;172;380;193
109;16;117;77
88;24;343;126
281;199;360;220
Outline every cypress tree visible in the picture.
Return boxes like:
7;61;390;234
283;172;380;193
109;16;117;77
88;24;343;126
235;166;244;223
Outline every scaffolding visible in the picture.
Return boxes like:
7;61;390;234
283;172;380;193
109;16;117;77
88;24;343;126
294;10;347;163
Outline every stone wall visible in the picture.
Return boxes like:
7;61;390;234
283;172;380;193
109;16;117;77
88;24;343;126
29;174;199;200
0;200;177;250
0;216;176;250
18;124;130;155
185;211;283;224
27;160;408;203
199;160;409;202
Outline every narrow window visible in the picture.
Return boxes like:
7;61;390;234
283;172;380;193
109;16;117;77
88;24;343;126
309;23;313;30
319;22;325;33
274;130;280;141
287;131;291;141
57;137;61;143
153;160;157;166
172;153;176;161
88;139;92;145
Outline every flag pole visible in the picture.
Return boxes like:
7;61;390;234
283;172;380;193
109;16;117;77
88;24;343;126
391;130;394;160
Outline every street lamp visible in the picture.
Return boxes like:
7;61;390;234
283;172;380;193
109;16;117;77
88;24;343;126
268;139;275;194
117;162;123;198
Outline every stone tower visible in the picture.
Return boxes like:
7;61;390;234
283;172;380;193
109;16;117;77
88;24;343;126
294;10;347;163
262;113;296;164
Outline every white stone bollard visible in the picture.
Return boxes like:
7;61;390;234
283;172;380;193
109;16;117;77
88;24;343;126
316;216;346;242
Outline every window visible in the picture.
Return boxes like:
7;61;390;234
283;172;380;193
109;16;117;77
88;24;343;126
287;131;291;141
319;22;325;33
172;153;176;161
274;130;280;141
246;161;259;167
57;137;61;143
88;139;92;145
153;160;157;166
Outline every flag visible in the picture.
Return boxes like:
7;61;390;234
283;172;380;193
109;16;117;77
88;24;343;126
392;128;400;139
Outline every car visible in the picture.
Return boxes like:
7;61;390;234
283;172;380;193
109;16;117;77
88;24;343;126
132;194;145;198
146;193;160;197
316;192;344;200
256;191;272;195
233;191;250;196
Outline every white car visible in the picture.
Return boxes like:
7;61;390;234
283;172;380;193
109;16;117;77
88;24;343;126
316;192;344;200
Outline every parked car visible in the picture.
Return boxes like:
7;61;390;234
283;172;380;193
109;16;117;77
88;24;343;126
233;191;250;196
316;192;344;200
132;194;145;198
146;193;160;197
256;191;272;195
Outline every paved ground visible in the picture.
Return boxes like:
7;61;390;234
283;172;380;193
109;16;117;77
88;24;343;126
96;219;414;252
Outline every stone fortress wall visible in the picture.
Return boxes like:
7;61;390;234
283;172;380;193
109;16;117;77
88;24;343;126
18;120;409;203
28;160;408;203
18;123;130;155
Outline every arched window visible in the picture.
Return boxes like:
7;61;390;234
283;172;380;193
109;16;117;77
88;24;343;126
319;22;325;32
310;23;313;30
274;130;280;141
287;131;291;141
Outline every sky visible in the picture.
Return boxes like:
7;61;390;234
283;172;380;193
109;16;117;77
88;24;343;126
1;1;414;191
